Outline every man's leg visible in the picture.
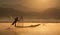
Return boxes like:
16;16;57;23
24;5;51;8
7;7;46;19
12;22;15;25
15;23;16;27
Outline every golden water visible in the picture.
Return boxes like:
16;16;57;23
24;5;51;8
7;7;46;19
0;23;60;35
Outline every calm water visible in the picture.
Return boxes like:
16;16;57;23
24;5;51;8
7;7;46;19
0;23;60;35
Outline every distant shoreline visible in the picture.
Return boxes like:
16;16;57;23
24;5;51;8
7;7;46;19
0;21;60;23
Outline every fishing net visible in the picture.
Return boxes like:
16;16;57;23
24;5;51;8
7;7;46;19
0;23;17;35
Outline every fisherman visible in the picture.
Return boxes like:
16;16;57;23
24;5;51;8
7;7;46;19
12;16;23;27
12;17;19;27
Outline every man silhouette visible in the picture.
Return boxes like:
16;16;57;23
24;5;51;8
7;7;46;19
12;16;23;27
12;17;19;27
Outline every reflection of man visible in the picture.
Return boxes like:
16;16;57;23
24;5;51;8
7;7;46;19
12;17;19;27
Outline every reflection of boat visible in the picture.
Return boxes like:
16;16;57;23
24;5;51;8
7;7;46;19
11;16;40;28
29;24;40;27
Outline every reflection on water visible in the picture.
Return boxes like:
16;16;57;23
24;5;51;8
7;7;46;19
0;23;60;35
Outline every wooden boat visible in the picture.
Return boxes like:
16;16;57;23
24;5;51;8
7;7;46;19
11;16;40;28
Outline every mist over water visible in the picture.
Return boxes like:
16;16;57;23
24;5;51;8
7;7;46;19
0;23;60;35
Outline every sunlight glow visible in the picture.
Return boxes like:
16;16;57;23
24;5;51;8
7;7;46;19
16;0;58;12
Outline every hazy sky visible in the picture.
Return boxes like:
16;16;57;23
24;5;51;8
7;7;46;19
0;0;60;12
0;0;60;20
